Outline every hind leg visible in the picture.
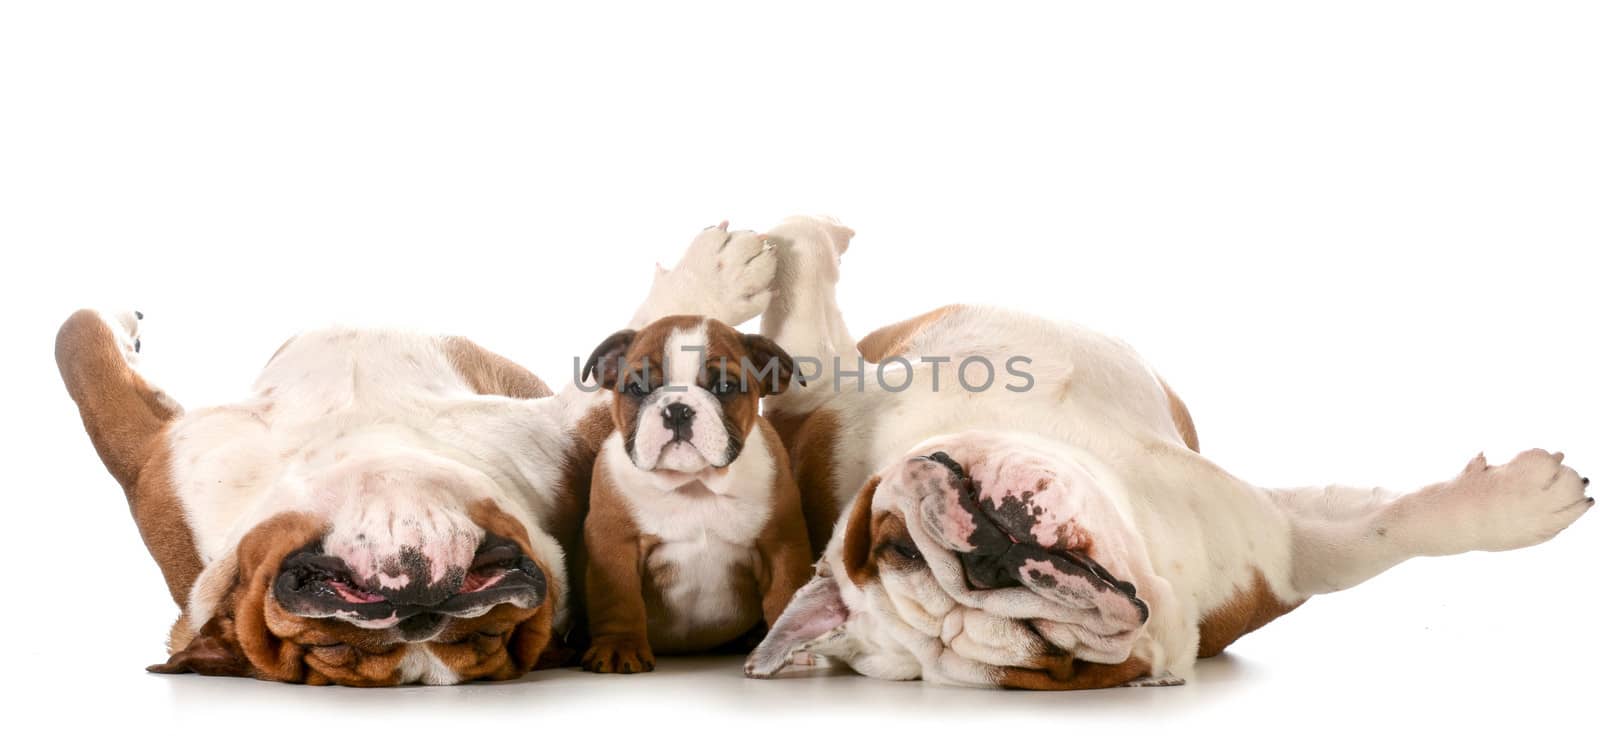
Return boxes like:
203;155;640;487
56;309;201;609
1273;450;1592;597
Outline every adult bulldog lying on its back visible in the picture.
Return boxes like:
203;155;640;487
54;223;779;685
745;216;1593;688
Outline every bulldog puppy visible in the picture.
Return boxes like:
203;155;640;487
576;316;813;673
54;222;779;685
741;216;1591;689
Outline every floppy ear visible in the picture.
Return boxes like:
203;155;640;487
840;475;881;586
582;329;637;389
744;575;848;678
507;597;559;673
740;333;802;396
148;617;251;678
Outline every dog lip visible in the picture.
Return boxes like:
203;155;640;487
396;612;447;642
918;451;969;481
274;535;547;623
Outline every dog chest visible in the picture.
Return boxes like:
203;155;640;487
640;535;762;653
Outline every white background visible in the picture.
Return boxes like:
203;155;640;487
2;1;1595;735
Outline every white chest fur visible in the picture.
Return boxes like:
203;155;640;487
600;428;779;652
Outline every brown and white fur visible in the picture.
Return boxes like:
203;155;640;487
576;316;813;673
54;223;780;686
744;216;1593;689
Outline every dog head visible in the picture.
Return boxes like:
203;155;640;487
583;315;799;479
156;450;558;685
747;431;1159;688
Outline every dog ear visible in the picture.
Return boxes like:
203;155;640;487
840;476;881;586
744;575;849;679
148;616;252;677
740;333;802;396
582;329;637;389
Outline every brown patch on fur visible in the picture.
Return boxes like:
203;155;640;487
769;408;844;553
580;452;655;673
442;336;553;399
992;655;1151;690
856;304;966;362
55;310;201;609
136;443;204;607
840;476;883;587
752;420;815;624
552;402;615;656
1196;570;1302;658
1159;376;1200;452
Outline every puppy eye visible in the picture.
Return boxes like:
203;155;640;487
624;380;651;398
710;379;741;396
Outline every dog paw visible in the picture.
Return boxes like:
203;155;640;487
1435;450;1592;552
713;229;780;324
581;637;656;675
102;309;145;363
675;224;777;324
764;215;854;287
1119;672;1187;688
637;223;778;326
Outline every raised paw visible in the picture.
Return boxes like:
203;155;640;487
581;636;656;675
1431;450;1592;553
104;309;145;363
714;229;779;324
636;223;778;326
763;215;854;287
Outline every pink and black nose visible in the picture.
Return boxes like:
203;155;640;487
662;402;696;441
273;533;546;639
918;451;1148;625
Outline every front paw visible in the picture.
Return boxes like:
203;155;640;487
581;636;656;674
1437;450;1592;552
647;223;778;326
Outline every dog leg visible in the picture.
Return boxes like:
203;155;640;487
56;309;203;609
758;215;859;408
1271;450;1591;597
55;309;181;488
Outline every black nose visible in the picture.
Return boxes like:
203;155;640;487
662;402;696;439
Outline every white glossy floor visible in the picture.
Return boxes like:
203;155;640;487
12;528;1594;736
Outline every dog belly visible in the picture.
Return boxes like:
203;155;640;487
642;540;761;653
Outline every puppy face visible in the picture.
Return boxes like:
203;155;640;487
747;432;1154;688
157;453;557;685
584;316;797;478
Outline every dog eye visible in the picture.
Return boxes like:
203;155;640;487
880;538;923;564
710;379;740;396
624;380;651;398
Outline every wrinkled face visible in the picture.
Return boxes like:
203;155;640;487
583;316;797;478
748;432;1154;689
157;454;557;686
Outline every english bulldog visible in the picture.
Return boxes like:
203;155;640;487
576;316;813;673
54;222;779;685
742;216;1593;689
